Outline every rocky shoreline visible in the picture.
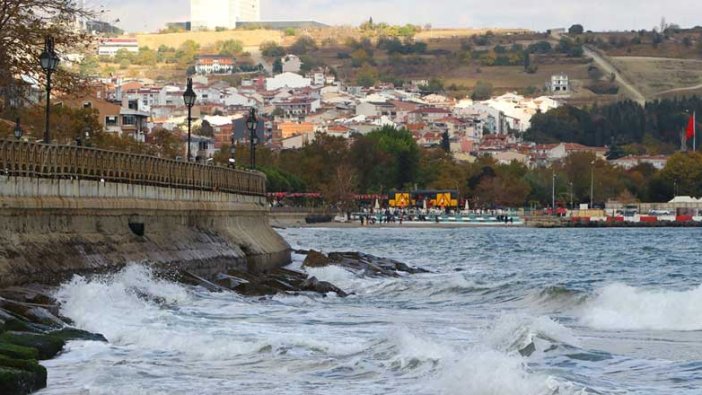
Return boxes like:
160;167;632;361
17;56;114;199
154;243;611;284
0;251;428;394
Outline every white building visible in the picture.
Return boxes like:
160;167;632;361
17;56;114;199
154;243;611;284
265;72;312;91
97;38;139;56
190;0;260;31
281;55;302;73
549;74;570;95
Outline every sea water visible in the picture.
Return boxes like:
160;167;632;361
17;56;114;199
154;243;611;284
38;227;702;394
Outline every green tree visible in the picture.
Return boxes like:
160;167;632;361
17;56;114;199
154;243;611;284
135;47;158;66
355;64;379;87
79;55;100;77
218;39;244;56
289;36;318;55
272;58;283;73
471;81;493;100
568;24;584;35
260;41;286;58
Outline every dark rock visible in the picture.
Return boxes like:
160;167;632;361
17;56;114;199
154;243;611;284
519;342;536;357
303;250;331;268
301;277;347;297
176;271;231;293
0;367;40;395
49;328;107;343
0;332;65;360
0;355;47;394
232;282;279;297
325;252;430;276
0;286;56;306
0;298;64;328
214;273;250;289
0;343;39;360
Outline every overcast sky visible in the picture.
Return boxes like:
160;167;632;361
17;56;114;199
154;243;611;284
96;0;701;33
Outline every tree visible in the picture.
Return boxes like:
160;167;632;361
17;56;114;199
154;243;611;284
135;47;158;66
440;131;450;152
289;36;317;55
218;39;243;56
272;58;283;74
0;0;93;105
79;55;99;78
147;127;184;158
471;81;493;100
568;24;585;35
355;64;379;87
176;40;200;68
260;41;285;58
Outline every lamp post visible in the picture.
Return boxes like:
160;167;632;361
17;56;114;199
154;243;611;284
551;169;556;216
228;135;236;168
590;160;595;209
182;78;197;161
13;118;23;141
39;36;60;144
569;181;573;209
246;108;258;170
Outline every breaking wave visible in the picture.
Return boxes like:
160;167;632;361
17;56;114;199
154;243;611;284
579;283;702;331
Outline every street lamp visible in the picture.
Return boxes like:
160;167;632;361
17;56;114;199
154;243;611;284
569;181;573;209
590;160;596;209
39;36;60;144
228;135;236;168
551;169;556;216
13;118;23;141
182;78;197;161
246;108;258;170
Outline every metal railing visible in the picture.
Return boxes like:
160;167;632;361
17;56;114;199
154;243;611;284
0;140;266;196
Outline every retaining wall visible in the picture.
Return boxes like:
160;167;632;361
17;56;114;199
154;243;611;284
0;176;291;287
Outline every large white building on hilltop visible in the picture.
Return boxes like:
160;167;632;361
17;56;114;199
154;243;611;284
190;0;261;31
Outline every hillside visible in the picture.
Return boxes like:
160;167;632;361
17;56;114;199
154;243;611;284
101;25;702;106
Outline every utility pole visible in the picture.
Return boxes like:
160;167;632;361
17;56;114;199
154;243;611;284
552;169;556;216
590;161;595;209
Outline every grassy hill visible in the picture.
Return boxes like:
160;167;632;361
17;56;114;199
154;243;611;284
108;25;701;106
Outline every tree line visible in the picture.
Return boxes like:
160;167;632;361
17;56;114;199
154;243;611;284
526;96;702;152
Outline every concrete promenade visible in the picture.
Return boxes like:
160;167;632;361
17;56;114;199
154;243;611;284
0;147;291;287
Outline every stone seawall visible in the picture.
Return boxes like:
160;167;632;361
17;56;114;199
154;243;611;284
0;176;291;287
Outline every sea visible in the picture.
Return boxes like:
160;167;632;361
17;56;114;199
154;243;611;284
38;227;702;394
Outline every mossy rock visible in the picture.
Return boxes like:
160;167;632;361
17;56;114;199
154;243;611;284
0;367;41;395
50;328;107;343
0;332;65;360
0;343;39;361
0;355;46;388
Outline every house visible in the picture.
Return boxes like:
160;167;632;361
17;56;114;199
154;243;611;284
277;122;315;139
533;143;608;164
62;96;148;138
356;101;396;118
281;132;316;149
610;155;669;170
548;74;570;95
195;55;236;75
281;55;302;73
97;38;138;56
265;72;312;91
183;134;216;161
272;96;320;119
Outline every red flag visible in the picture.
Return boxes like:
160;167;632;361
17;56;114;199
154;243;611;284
686;114;696;140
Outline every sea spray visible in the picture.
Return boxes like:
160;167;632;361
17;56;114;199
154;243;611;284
579;283;702;331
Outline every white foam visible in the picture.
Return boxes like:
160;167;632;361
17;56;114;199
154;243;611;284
579;283;702;331
486;314;581;353
438;349;569;395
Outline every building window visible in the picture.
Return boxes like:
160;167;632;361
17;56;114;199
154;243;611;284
123;115;137;126
106;116;118;126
